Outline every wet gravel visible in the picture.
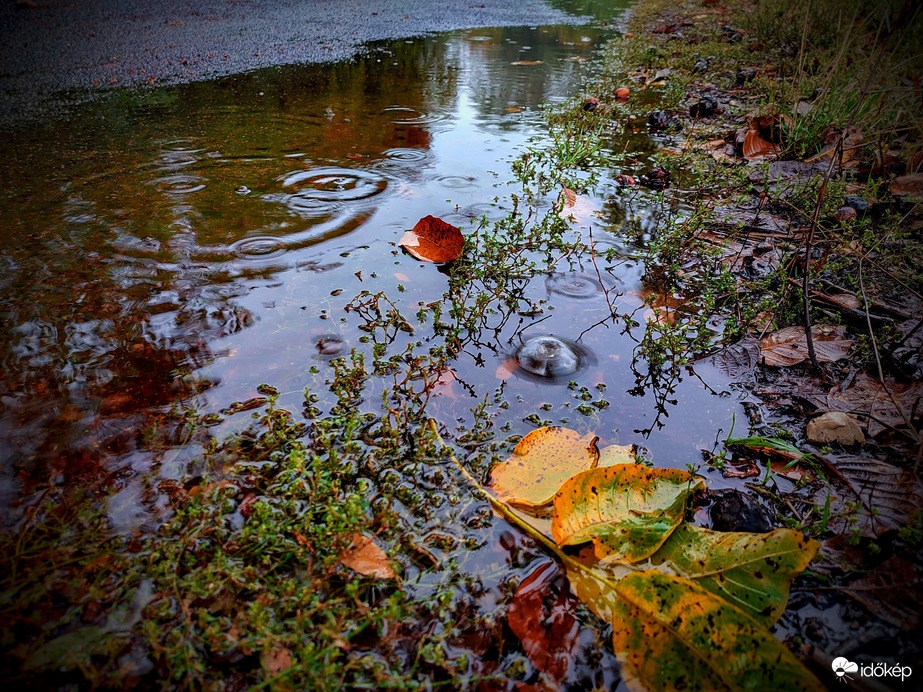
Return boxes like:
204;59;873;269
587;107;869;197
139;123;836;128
0;0;584;119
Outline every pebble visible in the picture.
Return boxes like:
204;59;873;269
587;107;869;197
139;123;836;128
647;110;680;132
689;97;717;118
843;196;869;215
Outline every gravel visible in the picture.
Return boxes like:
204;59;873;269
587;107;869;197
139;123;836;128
1;0;585;119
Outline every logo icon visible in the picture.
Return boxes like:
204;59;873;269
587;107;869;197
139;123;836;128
832;657;858;683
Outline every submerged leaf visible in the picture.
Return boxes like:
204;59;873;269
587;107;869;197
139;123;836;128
612;570;825;692
339;535;395;579
508;561;581;683
398;215;464;263
551;465;704;563
760;325;852;367
488;426;599;511
651;525;819;625
511;60;544;66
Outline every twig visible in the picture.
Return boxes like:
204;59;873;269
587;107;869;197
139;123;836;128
857;259;921;469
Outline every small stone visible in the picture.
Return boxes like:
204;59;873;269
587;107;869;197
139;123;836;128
736;67;758;84
689;97;717;118
647;110;680;132
843;196;869;215
709;489;773;533
639;165;671;190
693;58;709;73
236;186;251;195
833;206;857;222
806;412;865;446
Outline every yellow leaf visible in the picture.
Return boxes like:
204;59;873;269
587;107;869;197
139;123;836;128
488;426;599;511
597;443;635;467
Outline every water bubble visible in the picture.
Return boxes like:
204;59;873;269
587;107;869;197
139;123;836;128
231;236;286;260
514;335;590;379
147;173;206;195
314;334;347;359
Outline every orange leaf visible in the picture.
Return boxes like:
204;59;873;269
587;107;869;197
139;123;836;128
488;426;599;511
339;535;395;579
743;127;781;161
398;215;464;263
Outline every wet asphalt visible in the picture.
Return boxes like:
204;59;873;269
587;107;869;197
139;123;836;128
0;0;585;119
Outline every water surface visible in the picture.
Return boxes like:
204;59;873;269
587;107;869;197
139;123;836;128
0;6;745;540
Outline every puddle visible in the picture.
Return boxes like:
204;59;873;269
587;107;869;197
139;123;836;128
0;4;745;547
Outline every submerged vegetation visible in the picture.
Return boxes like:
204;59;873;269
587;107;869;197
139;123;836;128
2;0;922;689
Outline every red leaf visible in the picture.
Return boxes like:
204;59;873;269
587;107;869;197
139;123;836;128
508;561;580;683
398;215;464;263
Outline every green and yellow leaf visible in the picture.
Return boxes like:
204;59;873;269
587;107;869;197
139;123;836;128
488;426;599;511
651;525;819;626
551;465;704;563
612;570;825;692
597;443;636;467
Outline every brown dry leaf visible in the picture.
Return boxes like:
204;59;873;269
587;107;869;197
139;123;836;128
398;215;464;263
802;371;923;437
813;291;860;311
812;126;864;164
488;426;599;511
841;556;923;630
822;456;923;538
759;325;852;367
890;172;923;200
511;60;544;66
770;460;806;481
339;535;396;579
261;647;293;676
743;127;781;161
507;561;581;683
506;107;522;113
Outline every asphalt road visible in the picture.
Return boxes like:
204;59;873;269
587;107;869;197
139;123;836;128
0;0;584;118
